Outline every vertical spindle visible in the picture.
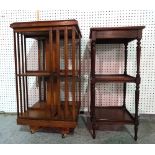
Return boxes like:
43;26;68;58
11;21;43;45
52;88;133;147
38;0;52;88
64;27;69;119
72;28;76;120
24;36;29;109
21;33;26;112
14;31;19;116
56;30;61;118
17;33;23;115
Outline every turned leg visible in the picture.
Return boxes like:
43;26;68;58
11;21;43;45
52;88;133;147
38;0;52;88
91;40;96;139
134;38;141;141
134;84;140;141
123;43;128;108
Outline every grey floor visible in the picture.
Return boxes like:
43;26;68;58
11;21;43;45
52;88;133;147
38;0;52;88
0;114;155;144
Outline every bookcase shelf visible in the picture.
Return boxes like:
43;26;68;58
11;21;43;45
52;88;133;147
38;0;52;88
11;20;82;137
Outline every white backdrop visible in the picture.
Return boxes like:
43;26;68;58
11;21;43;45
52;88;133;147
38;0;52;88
0;10;155;114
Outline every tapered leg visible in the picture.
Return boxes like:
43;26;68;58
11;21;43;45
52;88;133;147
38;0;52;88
134;84;140;141
92;123;96;139
134;123;138;141
91;82;96;139
123;43;128;108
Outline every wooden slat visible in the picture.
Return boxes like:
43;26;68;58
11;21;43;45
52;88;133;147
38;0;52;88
79;38;81;109
38;40;42;102
72;28;76;120
123;43;128;107
75;33;78;113
56;30;61;118
21;34;26;112
46;30;54;117
46;31;53;110
24;36;29;109
52;32;56;117
64;27;69;118
14;32;19;116
17;33;23;115
42;40;46;101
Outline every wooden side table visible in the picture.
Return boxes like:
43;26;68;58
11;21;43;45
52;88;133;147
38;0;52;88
90;26;145;140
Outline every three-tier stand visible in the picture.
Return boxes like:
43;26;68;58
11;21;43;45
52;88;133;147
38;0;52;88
90;26;145;140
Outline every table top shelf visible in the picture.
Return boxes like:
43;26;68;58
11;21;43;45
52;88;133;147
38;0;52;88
90;26;145;43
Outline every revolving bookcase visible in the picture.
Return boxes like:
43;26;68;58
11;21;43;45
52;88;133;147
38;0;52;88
10;20;81;137
90;26;145;140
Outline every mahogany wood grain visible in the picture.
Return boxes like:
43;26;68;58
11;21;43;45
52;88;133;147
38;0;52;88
24;36;29;110
72;29;76;120
11;20;82;136
13;32;19;116
64;27;69;119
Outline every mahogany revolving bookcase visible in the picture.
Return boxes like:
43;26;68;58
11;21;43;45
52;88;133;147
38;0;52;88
90;26;145;140
10;20;82;137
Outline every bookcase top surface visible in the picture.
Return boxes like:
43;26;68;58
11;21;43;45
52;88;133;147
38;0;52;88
10;19;81;37
10;19;78;28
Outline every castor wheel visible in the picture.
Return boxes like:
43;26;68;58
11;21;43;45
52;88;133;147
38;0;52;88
29;126;40;134
62;133;67;138
30;130;35;134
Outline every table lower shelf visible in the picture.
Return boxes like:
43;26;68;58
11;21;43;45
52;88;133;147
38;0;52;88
93;106;135;124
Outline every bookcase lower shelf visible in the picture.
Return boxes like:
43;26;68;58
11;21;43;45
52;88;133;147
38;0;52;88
17;101;80;137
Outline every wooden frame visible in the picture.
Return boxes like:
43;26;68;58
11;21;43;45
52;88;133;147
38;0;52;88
89;26;145;140
11;20;82;137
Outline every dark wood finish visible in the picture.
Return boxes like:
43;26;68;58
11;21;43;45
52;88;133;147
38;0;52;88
90;26;145;44
123;43;128;107
90;26;145;140
94;74;136;82
95;106;134;124
11;20;82;137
